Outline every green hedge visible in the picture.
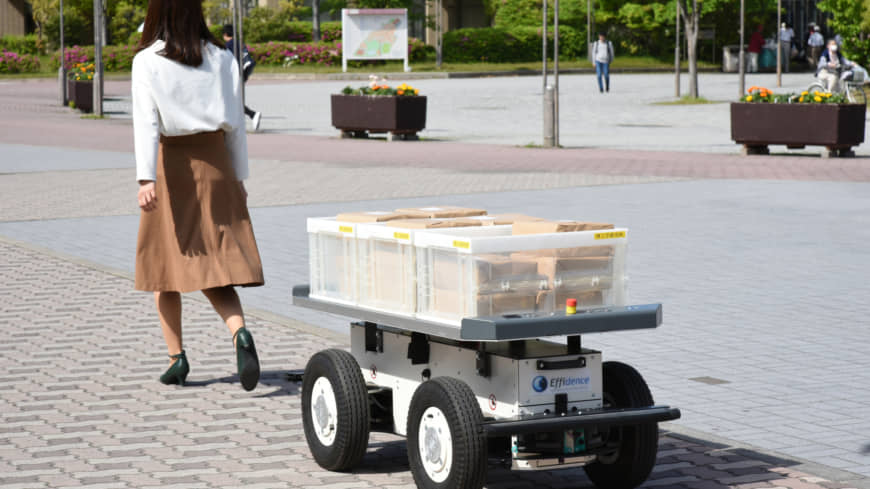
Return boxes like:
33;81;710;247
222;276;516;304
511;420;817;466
444;26;583;63
0;35;42;55
242;18;342;43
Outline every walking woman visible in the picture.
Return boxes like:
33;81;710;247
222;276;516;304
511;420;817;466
133;0;264;390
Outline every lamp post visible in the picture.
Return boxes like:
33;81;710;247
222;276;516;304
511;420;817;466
776;0;782;87
542;0;548;94
674;2;680;97
738;0;745;97
553;0;559;147
92;0;103;116
59;0;66;106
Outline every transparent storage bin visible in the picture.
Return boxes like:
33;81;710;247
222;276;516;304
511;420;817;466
356;223;417;315
414;226;628;325
307;217;360;305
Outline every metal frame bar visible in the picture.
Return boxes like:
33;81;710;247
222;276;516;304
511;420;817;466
292;285;662;342
482;406;681;436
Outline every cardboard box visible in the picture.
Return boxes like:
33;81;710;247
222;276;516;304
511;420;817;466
464;214;545;226
536;256;612;277
335;211;412;223
365;241;409;310
538;290;604;311
431;288;538;318
395;206;487;218
385;218;483;229
483;293;539;316
432;253;540;291
511;245;615;260
512;220;614;236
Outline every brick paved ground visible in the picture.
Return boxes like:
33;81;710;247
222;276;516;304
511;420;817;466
1;239;866;489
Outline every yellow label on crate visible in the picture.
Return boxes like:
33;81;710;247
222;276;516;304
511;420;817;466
339;225;353;233
394;232;410;240
594;231;626;240
453;240;470;249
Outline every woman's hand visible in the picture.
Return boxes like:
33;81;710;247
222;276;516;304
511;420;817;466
138;180;157;212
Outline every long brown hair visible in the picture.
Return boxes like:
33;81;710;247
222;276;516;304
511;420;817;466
137;0;224;67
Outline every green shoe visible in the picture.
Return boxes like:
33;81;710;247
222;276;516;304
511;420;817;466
159;351;189;386
234;328;260;391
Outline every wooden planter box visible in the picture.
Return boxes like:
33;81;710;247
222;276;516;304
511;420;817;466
331;94;427;140
67;80;93;113
731;102;866;157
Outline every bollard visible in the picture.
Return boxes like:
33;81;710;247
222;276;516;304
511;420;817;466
543;85;555;148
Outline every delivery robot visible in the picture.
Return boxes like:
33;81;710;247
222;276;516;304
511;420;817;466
292;285;680;489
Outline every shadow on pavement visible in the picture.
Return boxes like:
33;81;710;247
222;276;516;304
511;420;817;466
179;370;301;397
347;429;810;488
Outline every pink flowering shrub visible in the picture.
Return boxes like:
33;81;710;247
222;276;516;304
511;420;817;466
248;41;342;65
0;51;41;73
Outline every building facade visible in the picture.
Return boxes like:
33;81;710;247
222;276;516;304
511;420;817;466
0;0;30;37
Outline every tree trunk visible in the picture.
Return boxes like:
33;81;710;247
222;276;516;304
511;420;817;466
312;0;321;42
678;0;700;98
686;21;698;98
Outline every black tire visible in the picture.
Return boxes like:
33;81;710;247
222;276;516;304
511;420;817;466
301;349;370;471
584;361;659;489
407;377;487;489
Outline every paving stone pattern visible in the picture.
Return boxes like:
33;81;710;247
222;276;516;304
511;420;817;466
0;240;862;489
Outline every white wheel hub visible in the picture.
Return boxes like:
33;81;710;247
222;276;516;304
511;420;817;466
311;376;338;446
418;406;453;483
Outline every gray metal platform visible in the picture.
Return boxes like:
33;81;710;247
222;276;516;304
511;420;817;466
292;285;662;342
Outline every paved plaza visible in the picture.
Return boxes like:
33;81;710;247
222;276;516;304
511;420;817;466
1;74;870;488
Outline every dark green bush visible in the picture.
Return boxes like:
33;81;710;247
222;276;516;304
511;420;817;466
444;26;583;63
0;35;41;55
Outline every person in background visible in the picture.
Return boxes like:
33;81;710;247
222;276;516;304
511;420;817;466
133;0;265;390
223;25;261;131
816;38;856;93
807;25;825;69
748;24;764;73
779;23;794;72
591;32;614;93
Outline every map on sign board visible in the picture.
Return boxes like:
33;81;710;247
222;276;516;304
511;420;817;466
353;17;402;57
342;9;408;66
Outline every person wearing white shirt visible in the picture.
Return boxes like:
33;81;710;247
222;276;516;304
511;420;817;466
591;33;614;93
132;0;264;391
779;23;794;72
807;26;825;69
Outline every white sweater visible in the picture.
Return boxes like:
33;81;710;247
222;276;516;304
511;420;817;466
132;39;249;182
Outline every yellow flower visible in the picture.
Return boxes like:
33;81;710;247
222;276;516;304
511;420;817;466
825;93;832;98
746;95;753;102
799;96;804;102
87;74;93;80
814;95;822;102
413;89;419;95
801;91;808;96
813;90;820;96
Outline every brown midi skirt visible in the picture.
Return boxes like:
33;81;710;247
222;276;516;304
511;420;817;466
135;131;264;293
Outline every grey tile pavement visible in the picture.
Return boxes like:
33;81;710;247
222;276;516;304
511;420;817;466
2;179;870;478
83;72;869;155
0;239;866;489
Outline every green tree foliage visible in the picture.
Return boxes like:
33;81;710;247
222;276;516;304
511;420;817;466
109;0;146;45
42;2;91;47
819;0;870;65
30;0;57;51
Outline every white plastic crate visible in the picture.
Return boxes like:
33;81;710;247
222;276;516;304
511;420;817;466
307;217;359;305
414;226;628;325
356;223;418;315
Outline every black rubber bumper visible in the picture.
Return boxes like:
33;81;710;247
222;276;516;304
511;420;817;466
481;406;681;437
